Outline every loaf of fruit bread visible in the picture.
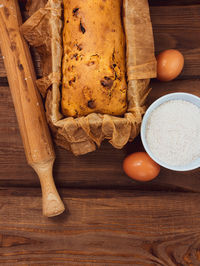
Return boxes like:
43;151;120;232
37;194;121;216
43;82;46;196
62;0;127;117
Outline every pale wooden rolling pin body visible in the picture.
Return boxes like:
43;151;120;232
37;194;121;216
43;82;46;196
0;0;65;217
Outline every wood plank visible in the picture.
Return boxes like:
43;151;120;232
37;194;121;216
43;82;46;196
1;4;200;80
0;79;200;192
150;5;200;79
149;0;200;6
0;187;199;265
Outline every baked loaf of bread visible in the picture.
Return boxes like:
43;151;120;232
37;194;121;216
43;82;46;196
62;0;127;117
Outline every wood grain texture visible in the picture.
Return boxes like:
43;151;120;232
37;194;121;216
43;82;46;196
150;5;200;79
149;0;200;6
0;0;55;164
0;47;41;78
0;1;200;264
0;79;200;192
0;187;199;265
0;0;64;217
0;52;6;77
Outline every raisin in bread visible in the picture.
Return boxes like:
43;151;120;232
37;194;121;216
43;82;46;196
62;0;127;117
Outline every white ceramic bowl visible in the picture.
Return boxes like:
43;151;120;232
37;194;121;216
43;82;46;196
141;92;200;171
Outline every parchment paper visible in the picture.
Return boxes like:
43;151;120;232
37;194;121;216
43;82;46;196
21;0;157;155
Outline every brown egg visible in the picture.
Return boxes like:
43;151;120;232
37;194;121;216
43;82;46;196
123;152;160;182
157;49;184;82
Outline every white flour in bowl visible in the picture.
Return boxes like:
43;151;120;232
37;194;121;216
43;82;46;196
146;100;200;166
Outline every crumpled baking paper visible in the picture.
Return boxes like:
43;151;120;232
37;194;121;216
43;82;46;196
21;0;157;155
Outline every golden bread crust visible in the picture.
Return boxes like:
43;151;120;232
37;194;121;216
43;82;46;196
62;0;127;117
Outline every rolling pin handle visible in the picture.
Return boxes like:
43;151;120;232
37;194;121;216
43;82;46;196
32;159;65;217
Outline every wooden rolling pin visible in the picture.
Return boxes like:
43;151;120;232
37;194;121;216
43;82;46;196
0;0;65;217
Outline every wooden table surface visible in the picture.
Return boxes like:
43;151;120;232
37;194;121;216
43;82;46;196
0;1;200;265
